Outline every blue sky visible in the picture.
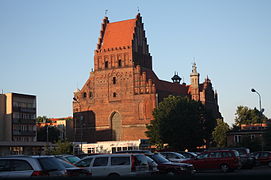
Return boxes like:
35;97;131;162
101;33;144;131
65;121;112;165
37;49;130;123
1;0;271;126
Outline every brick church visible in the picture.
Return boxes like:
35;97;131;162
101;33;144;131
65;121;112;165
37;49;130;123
73;13;222;143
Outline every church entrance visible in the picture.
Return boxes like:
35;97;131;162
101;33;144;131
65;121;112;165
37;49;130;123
111;112;122;141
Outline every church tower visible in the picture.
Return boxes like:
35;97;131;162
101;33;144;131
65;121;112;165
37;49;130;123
190;63;200;101
73;13;157;142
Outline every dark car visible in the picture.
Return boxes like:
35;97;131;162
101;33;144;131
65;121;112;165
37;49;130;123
251;151;271;167
181;150;241;173
178;152;198;159
159;151;189;163
224;147;255;169
146;153;196;176
114;150;153;155
55;154;81;164
57;158;91;176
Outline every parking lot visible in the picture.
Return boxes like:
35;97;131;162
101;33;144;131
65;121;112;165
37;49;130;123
195;166;271;176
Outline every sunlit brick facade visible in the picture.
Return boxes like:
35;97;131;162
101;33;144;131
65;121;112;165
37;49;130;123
73;14;222;143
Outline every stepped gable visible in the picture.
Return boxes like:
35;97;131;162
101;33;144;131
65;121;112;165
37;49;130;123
100;18;137;49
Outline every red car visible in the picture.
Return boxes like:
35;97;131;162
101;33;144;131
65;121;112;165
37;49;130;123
251;151;271;167
181;150;241;172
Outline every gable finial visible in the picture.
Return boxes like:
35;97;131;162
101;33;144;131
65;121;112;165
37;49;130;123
137;6;140;13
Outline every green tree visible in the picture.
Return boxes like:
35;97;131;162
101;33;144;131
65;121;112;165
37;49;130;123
36;116;51;123
212;119;230;148
234;106;268;126
145;95;216;151
51;140;73;155
37;126;60;143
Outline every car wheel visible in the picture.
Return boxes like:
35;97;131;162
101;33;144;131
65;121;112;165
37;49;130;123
167;170;177;176
108;173;120;177
220;164;230;173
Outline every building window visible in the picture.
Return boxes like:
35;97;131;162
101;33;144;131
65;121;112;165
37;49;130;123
83;92;87;98
118;60;122;67
234;135;241;144
89;91;93;98
105;61;108;68
250;135;255;141
113;92;117;97
113;77;116;84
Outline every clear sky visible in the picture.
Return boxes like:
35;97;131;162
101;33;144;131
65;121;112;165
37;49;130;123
1;0;271;126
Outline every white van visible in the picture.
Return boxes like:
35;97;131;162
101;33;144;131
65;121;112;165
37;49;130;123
74;153;150;176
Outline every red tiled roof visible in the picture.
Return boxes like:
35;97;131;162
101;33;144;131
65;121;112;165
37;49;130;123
101;19;137;49
142;67;189;95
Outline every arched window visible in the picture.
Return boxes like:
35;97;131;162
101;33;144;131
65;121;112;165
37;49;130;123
105;61;108;68
83;92;87;98
113;77;116;84
113;92;117;97
118;60;122;67
89;91;93;98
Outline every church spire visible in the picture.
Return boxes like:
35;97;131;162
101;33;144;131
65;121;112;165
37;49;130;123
190;62;200;101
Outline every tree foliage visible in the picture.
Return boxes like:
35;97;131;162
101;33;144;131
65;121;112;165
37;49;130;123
50;141;73;155
145;95;216;151
212;119;230;148
234;106;268;126
36;116;51;123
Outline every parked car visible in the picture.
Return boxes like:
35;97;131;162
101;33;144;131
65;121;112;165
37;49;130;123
159;151;189;163
55;154;81;164
57;158;92;176
251;151;271;167
146;153;196;176
145;156;159;175
76;153;105;159
74;153;150;176
114;150;153;155
181;150;241;172
178;151;198;159
0;155;67;177
224;147;255;169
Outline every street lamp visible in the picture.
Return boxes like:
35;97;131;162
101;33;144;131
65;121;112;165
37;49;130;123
251;88;262;113
73;97;83;155
251;88;264;151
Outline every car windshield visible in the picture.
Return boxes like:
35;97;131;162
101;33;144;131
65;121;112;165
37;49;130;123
57;159;76;168
237;149;248;156
37;157;65;171
65;156;81;164
149;154;169;163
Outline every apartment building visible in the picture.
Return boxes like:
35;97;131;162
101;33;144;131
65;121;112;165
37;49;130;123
0;92;47;155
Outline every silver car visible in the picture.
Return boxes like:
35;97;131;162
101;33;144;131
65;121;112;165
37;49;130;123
0;155;67;177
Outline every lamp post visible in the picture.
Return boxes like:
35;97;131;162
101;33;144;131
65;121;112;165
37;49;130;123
251;88;264;151
73;97;83;154
251;88;262;113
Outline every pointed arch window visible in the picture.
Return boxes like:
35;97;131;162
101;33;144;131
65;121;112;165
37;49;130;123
113;77;116;84
105;61;108;69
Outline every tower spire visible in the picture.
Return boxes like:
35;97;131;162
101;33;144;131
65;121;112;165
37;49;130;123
105;9;108;16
